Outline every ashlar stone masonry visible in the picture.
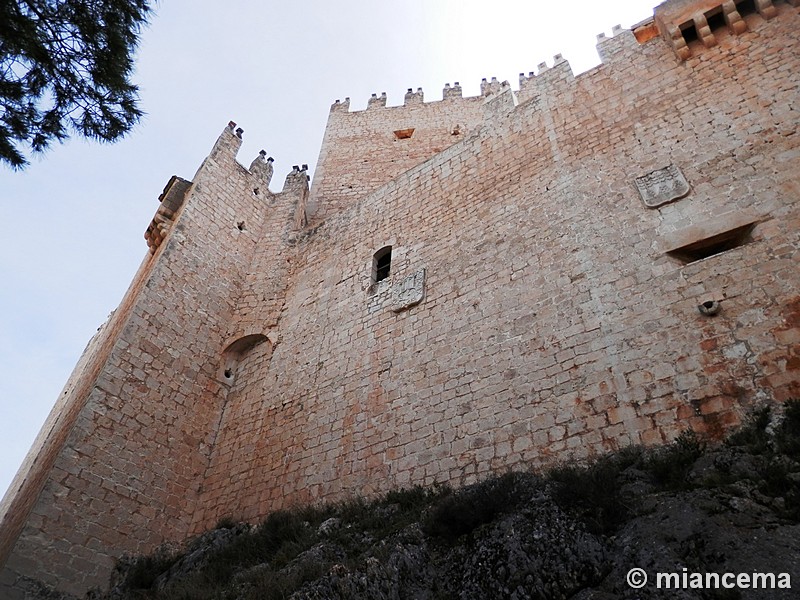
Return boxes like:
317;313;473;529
1;0;799;596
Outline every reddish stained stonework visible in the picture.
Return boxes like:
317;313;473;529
2;0;800;596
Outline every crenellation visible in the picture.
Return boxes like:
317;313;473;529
367;92;387;108
517;71;541;103
2;0;799;596
208;121;243;161
330;97;351;112
596;26;640;62
248;150;274;189
480;76;502;96
480;83;518;121
547;54;573;77
442;82;463;99
404;87;424;104
517;53;576;106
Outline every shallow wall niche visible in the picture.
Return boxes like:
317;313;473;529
219;334;269;386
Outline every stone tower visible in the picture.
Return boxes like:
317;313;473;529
2;0;799;596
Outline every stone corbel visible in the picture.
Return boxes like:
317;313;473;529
693;12;717;48
667;24;691;60
755;0;777;19
722;1;747;35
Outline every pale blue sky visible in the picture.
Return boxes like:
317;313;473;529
0;0;658;500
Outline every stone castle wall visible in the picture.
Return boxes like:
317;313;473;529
1;0;799;596
189;1;800;532
0;128;282;596
306;85;487;224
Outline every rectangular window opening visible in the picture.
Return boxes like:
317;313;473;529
680;21;699;44
373;246;392;283
735;0;757;17
706;8;726;32
667;223;756;264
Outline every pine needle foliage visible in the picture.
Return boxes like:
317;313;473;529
0;0;150;169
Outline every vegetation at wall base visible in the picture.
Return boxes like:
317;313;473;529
84;400;800;600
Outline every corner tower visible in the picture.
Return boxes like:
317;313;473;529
0;124;294;597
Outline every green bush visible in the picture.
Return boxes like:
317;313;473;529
123;546;179;590
726;407;772;454
214;516;239;530
423;472;529;541
548;448;641;535
645;430;705;491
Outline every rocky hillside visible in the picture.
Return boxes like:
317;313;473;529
45;402;800;599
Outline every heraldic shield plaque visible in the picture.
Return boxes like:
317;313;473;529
634;164;690;208
392;268;426;312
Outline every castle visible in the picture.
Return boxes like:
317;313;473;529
1;0;799;596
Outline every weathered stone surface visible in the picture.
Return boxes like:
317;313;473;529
634;165;690;208
391;268;425;312
1;0;799;596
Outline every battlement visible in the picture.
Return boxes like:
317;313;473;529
143;122;283;254
328;0;796;121
312;0;798;226
329;73;532;116
517;53;566;85
206;121;276;183
283;163;310;192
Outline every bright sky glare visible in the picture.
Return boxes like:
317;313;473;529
0;0;658;501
